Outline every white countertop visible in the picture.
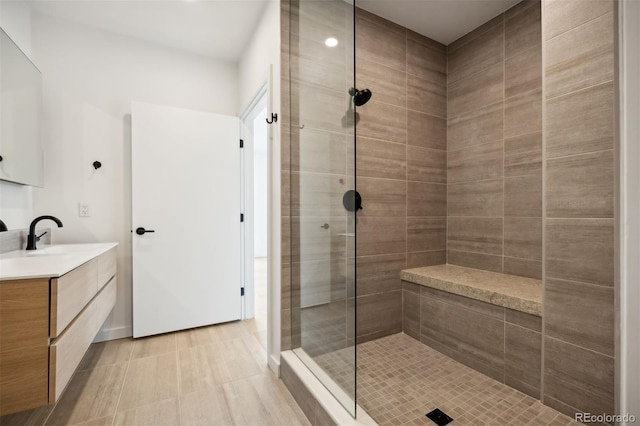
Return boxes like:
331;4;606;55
0;243;118;281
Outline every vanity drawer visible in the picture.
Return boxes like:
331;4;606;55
50;258;99;338
49;277;116;403
98;247;117;290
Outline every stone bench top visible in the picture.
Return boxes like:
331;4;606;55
401;264;542;316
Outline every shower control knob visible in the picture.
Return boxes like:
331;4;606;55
320;223;330;230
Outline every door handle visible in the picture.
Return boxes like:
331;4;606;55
136;227;155;235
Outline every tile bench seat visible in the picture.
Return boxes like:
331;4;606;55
400;264;543;399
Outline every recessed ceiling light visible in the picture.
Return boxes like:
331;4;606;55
325;37;338;47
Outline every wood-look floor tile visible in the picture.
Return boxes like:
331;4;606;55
245;372;311;425
175;326;217;350
117;353;179;412
46;363;127;426
0;404;54;426
131;333;176;360
220;336;268;381
177;344;231;394
72;417;113;426
179;385;233;426
223;373;310;426
78;338;134;371
113;398;179;426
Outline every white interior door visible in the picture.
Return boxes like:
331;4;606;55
132;102;241;338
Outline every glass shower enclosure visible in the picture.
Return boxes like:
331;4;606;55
288;0;358;417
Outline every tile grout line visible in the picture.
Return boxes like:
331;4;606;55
502;12;507;275
110;337;136;425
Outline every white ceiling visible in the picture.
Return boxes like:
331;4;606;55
25;0;523;61
26;0;269;61
358;0;523;45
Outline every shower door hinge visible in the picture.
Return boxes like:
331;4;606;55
240;213;244;222
241;287;245;296
240;139;244;148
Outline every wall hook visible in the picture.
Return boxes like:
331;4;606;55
266;113;278;124
93;161;102;170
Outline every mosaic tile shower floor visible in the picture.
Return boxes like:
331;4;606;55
314;333;582;426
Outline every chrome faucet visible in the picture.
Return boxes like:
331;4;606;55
26;215;63;250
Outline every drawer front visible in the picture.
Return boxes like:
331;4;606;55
98;247;117;290
50;258;99;338
49;277;116;403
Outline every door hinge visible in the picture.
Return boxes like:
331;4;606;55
240;213;244;222
240;139;244;148
241;287;245;296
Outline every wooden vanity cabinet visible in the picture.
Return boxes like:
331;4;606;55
0;247;117;415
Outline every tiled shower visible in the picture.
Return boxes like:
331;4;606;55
281;0;616;424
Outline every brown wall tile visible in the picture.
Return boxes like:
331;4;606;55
356;137;407;180
505;46;542;98
504;217;542;260
420;285;504;319
503;257;542;280
407;38;446;87
544;0;612;40
407;217;446;253
357;177;406;217
355;254;406;296
447;23;504;85
448;179;503;217
356;15;406;72
407;111;447;151
504;174;542;217
407;146;447;183
544;337;615;416
448;62;504;118
505;1;541;58
358;100;407;144
546;150;614;218
420;294;505;371
545;11;614;98
447;102;503;152
545;277;614;356
407;74;447;117
407;182;447;217
447;250;503;273
357;291;403;337
406;251;447;268
504;132;542;177
545;82;615;159
505;324;541;398
506;308;542;332
356;57;407;108
356;216;406;256
402;289;420;340
545;218;614;286
292;129;347;175
448;140;503;184
447;217;503;255
504;89;542;139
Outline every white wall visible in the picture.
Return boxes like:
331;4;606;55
239;0;279;113
30;13;239;340
0;0;34;229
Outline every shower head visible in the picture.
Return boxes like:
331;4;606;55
349;87;372;106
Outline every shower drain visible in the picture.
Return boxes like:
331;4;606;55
426;408;454;425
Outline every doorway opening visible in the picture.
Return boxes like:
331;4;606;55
241;86;269;351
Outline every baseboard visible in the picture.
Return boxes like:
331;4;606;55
269;353;281;376
93;325;132;343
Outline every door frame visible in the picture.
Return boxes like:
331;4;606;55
240;82;268;321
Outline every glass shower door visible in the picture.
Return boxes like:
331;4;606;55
288;0;357;417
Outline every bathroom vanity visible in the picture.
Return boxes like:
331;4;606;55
0;243;118;415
